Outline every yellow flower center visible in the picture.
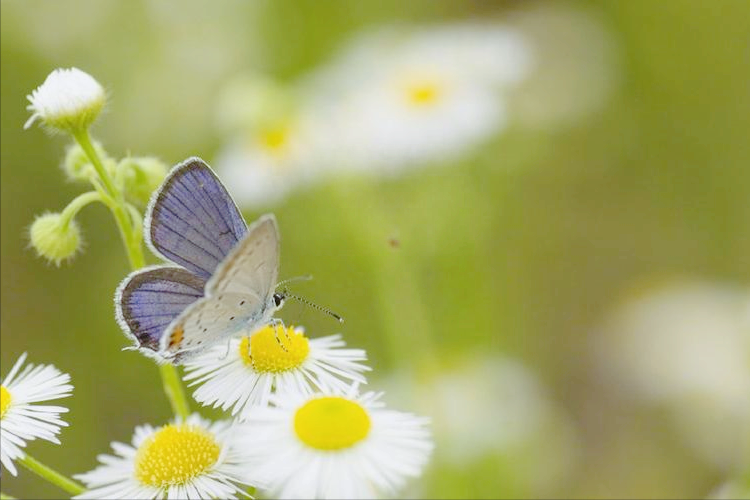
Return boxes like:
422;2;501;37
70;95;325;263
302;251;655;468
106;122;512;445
1;385;11;418
406;81;442;106
294;397;371;450
134;423;220;488
239;325;310;373
258;124;290;153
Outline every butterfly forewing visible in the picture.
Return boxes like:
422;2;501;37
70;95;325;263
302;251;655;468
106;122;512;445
115;266;206;352
206;214;280;298
146;158;248;280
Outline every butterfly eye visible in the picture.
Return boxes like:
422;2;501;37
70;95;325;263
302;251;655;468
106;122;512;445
273;292;285;308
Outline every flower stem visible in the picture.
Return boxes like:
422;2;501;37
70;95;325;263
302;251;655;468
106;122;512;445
159;363;190;419
73;128;145;270
1;492;17;500
60;191;102;229
73;129;190;419
18;454;85;496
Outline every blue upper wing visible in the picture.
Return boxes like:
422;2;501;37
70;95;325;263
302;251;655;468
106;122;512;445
115;266;206;352
145;157;248;279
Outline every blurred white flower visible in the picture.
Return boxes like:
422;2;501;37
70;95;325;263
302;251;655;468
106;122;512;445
376;355;580;494
1;353;73;476
75;414;260;499
306;23;532;174
184;325;370;419
25;67;105;133
240;384;433;499
593;280;750;468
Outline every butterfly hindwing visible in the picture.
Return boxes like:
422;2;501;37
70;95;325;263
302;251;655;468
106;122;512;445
115;266;206;353
145;157;248;280
158;292;267;363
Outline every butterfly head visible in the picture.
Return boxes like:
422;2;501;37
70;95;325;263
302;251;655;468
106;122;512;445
272;291;286;310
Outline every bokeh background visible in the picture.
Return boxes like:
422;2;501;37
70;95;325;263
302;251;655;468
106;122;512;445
2;0;749;498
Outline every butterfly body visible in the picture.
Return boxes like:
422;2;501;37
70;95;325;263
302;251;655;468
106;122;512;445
115;157;284;364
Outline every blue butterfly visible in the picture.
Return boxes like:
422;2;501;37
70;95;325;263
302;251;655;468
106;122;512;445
115;157;286;364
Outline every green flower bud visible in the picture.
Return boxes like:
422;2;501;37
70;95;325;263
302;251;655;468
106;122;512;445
62;141;113;182
117;157;168;206
29;213;82;266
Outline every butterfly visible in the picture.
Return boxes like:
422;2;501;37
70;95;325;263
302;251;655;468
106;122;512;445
115;157;286;364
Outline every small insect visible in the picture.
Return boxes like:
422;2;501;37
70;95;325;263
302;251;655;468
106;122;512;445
115;157;339;364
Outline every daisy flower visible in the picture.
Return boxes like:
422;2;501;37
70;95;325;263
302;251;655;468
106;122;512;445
24;67;106;133
74;413;260;499
302;23;533;175
239;384;433;499
183;325;370;419
1;352;73;476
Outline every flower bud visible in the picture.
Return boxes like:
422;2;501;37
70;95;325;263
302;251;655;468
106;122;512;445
117;157;168;206
29;213;82;266
24;67;106;134
62;141;114;182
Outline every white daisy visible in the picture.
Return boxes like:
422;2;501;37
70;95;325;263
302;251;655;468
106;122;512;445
184;325;370;420
303;23;533;174
74;413;260;499
1;352;73;476
239;384;433;499
24;67;106;133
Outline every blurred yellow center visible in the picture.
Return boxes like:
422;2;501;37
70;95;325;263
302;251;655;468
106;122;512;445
1;385;11;418
239;325;310;373
294;397;371;450
258;125;289;152
406;82;441;106
134;424;220;487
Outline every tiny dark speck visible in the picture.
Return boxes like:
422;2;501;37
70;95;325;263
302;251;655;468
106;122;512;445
230;316;235;320
240;300;246;306
203;328;208;332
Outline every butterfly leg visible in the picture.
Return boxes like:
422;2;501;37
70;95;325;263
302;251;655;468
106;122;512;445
269;318;289;352
218;339;232;361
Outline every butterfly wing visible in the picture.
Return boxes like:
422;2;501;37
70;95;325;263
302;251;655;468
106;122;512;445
206;213;280;297
145;157;248;280
115;266;206;354
159;214;281;363
158;293;265;363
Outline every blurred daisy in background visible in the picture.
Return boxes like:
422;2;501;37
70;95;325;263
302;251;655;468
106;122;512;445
240;383;433;499
213;75;333;207
183;324;370;419
74;414;260;499
378;355;581;496
304;22;532;175
0;353;73;476
592;279;750;470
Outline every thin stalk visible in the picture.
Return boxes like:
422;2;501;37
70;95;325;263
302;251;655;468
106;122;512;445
59;191;102;229
159;363;190;420
73;129;145;269
18;454;85;495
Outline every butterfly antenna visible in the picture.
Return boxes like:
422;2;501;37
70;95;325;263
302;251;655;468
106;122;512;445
284;290;344;323
276;275;314;288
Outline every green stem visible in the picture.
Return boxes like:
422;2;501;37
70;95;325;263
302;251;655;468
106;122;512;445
73;129;145;270
18;454;84;496
60;191;102;229
1;492;17;500
73;129;189;419
159;363;190;419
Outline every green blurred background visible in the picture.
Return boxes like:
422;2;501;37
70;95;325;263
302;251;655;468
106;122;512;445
2;0;749;498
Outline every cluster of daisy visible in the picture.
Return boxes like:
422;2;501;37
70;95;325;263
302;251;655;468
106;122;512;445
75;324;432;499
215;21;534;207
10;67;433;499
